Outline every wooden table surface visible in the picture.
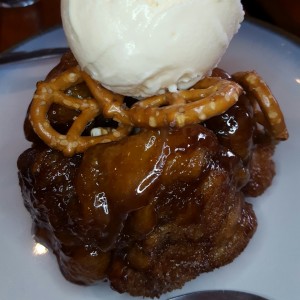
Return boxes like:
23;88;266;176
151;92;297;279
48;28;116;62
0;0;61;52
0;0;299;53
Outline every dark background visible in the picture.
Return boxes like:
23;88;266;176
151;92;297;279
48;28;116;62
0;0;299;52
242;0;300;38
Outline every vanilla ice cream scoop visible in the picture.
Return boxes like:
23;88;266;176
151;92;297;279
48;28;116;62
61;0;244;98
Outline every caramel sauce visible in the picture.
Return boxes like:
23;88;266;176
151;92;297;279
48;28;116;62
76;123;248;251
205;95;255;162
22;68;256;254
17;58;278;296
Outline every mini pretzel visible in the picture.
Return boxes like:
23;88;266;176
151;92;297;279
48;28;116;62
80;74;243;129
29;66;132;156
81;71;131;124
30;64;285;157
232;71;288;140
127;77;243;128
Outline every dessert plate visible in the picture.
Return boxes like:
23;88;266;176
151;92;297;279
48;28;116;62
0;20;299;300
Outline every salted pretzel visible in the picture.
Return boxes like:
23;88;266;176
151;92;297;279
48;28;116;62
85;75;243;128
128;77;243;128
29;66;132;156
30;63;286;157
232;71;288;141
81;71;130;124
30;67;243;156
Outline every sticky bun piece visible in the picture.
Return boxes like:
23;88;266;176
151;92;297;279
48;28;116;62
17;52;288;298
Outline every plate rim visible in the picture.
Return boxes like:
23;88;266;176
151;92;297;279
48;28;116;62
1;16;300;56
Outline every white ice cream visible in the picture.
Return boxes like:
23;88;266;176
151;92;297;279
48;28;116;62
61;0;244;98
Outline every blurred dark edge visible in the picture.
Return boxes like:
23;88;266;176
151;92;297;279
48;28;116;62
242;0;274;25
242;0;300;38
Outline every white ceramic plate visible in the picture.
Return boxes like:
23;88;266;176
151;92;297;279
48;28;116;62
0;20;299;300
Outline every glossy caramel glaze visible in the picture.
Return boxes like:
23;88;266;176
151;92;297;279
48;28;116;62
76;124;249;252
18;122;257;296
17;54;277;298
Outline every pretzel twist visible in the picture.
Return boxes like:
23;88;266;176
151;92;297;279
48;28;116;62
84;75;243;128
29;66;132;156
127;77;243;128
32;66;282;157
81;71;131;124
232;71;288;140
